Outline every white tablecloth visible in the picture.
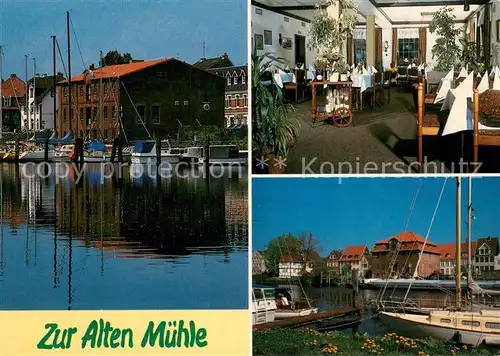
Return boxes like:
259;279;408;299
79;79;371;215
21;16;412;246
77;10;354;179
351;74;372;93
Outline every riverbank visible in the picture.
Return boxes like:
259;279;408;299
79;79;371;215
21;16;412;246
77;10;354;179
253;328;493;355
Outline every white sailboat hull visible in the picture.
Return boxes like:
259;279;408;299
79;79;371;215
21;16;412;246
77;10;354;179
19;150;55;162
275;308;319;319
199;157;248;166
130;154;180;165
379;312;500;347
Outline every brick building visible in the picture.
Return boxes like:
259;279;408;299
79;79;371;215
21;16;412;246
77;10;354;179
194;54;248;127
339;245;370;278
57;58;225;140
1;74;26;132
371;232;441;278
436;242;477;276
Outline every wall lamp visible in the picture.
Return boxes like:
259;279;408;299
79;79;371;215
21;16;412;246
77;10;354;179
383;41;389;53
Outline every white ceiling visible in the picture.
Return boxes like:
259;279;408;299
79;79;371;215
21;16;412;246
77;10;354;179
381;5;480;22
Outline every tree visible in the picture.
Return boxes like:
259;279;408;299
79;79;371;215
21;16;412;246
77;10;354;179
429;7;462;71
297;232;322;264
263;234;301;277
100;50;133;67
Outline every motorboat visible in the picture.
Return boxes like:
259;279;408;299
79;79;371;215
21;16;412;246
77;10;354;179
252;285;277;325
130;140;182;164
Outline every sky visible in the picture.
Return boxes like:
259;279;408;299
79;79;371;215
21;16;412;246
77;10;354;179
252;177;500;254
0;0;247;79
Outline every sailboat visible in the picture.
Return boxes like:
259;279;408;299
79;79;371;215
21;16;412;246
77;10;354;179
379;177;500;347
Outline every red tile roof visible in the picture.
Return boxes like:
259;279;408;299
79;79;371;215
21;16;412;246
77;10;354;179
340;245;368;261
372;231;441;254
436;242;478;261
1;75;26;98
280;253;303;263
59;58;173;83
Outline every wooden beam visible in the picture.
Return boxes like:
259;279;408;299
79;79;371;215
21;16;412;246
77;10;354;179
372;0;488;7
252;1;312;23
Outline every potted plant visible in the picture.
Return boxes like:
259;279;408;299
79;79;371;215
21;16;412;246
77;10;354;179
252;51;300;174
459;38;484;75
429;7;462;71
313;58;328;80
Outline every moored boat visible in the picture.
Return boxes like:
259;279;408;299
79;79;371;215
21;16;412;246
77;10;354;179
252;285;278;325
130;140;182;164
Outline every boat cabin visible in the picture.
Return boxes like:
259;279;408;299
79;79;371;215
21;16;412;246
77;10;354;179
252;285;277;325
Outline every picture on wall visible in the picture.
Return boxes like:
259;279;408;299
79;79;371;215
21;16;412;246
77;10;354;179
264;30;272;45
255;33;264;50
497;20;500;42
282;36;292;49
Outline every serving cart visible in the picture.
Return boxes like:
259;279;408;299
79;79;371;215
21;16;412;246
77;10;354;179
308;81;353;127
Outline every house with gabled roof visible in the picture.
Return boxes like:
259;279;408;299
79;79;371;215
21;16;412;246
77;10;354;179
436;242;478;276
326;249;343;273
371;232;441;278
474;237;499;275
1;74;26;132
339;245;370;278
278;253;313;279
194;53;247;128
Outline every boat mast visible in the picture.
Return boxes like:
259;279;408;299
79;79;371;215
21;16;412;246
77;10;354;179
99;50;103;140
52;36;57;134
456;177;462;308
25;54;29;137
66;11;72;135
33;58;36;131
0;45;3;139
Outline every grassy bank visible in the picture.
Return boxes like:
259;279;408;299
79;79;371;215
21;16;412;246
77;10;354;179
253;328;493;355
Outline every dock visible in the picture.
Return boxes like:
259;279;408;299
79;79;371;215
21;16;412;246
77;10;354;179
253;307;361;331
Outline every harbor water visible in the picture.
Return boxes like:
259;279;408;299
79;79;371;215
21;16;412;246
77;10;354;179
0;163;248;310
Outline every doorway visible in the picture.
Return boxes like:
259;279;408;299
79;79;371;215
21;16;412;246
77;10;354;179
294;35;306;68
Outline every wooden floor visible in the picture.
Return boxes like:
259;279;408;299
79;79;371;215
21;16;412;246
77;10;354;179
257;86;500;174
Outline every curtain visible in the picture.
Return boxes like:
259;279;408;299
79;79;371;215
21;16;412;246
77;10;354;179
397;28;419;39
419;27;427;63
347;36;353;66
392;28;398;65
375;28;382;70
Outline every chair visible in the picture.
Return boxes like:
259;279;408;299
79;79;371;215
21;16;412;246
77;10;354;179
416;83;441;171
364;72;383;107
473;89;500;164
396;67;408;87
382;70;392;103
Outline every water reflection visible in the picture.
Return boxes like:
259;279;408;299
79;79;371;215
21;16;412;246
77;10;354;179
0;163;248;310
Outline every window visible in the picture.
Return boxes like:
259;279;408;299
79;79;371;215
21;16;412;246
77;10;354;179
151;105;160;124
183;101;189;106
233;76;238;85
86;85;91;102
398;38;419;63
253;289;263;300
30;87;34;98
3;96;11;107
174;100;179;106
112;105;116;120
80;108;84;122
79;86;84;97
226;95;232;108
440;318;451;323
136;105;145;124
486;322;500;329
93;85;98;98
63;108;67;122
462;320;480;327
354;39;367;63
242;94;248;107
227;77;231;85
64;87;68;97
235;94;240;107
104;129;108;139
476;256;479;263
242;76;246;85
104;106;108;121
263;289;274;299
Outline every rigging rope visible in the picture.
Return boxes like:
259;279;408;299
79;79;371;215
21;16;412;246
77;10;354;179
403;177;449;303
70;16;87;71
120;81;152;139
378;178;422;303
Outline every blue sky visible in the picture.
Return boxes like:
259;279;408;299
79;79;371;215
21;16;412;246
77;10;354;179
0;0;246;79
252;177;500;255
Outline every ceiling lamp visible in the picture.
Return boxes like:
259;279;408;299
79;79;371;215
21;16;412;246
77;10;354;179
464;0;470;11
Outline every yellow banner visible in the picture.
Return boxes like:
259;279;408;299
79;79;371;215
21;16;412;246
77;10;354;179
0;310;249;355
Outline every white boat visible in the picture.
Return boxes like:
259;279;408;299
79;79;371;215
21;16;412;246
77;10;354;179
19;147;55;162
191;145;248;166
363;278;500;290
54;144;74;161
83;143;132;163
252;285;277;325
130;140;182;164
275;307;319;319
379;310;500;347
379;177;500;347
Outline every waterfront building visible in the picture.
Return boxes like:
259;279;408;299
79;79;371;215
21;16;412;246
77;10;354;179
21;74;64;131
57;58;225;140
1;74;26;132
194;54;248;127
339;245;370;278
278;253;313;279
325;249;343;274
252;251;267;275
371;232;441;278
474;237;499;275
436;242;478;277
